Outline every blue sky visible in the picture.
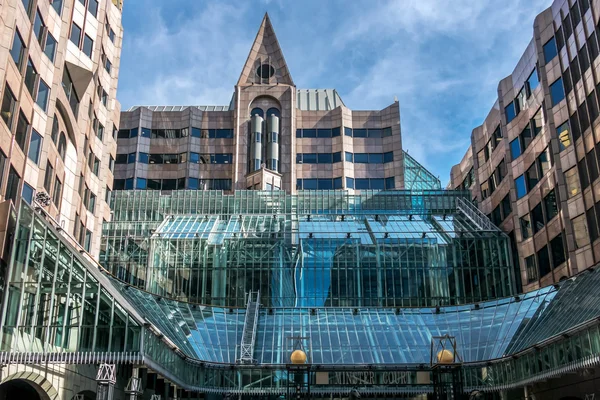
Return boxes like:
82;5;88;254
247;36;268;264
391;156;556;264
117;0;550;185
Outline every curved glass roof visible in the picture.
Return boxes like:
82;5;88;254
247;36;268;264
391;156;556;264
112;269;600;365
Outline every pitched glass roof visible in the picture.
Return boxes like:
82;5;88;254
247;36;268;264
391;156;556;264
112;269;600;366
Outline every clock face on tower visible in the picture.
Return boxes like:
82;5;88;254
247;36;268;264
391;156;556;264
257;63;275;79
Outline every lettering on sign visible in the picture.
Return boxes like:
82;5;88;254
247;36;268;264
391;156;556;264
329;371;411;385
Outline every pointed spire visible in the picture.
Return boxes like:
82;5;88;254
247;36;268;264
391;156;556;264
237;13;294;86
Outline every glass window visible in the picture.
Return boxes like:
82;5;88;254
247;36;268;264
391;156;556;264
332;152;341;163
1;85;16;129
345;152;353;162
579;158;590;189
21;0;34;18
70;23;82;47
492;125;502;149
354;153;369;163
573;214;589;248
587;207;599;243
383;127;392;137
84;230;92;252
383;151;394;163
353;129;367;138
303;179;317;190
371;179;385;190
302;129;316;138
537;147;551;177
537;245;551;277
332;127;341;137
480;180;490;200
505;101;516;123
515;175;527;199
24;59;37;97
532;203;544;234
543;37;558;63
551;233;567;268
317;179;332;190
21;182;34;204
525;255;538;283
550;78;565;106
317;129;331;138
385;177;395;190
544;190;558;222
33;10;44;46
44;163;53;193
36;78;50;111
82;34;93;58
369;153;383;164
587;149;599;183
526;68;539;96
10;30;26;71
571;2;581;26
580;43;590;72
53;177;62;206
302;153;317;164
346;177;354;189
510;138;521;160
136;178;146;190
588;92;599;122
333;177;342;189
557;121;571;151
564;167;580;197
318;153;332;164
532;108;543;136
520;214;532;239
590;34;599;61
571;111;581;141
51;0;63;14
14;110;29;152
491;206;502;226
88;0;98;17
58;133;66;160
5;167;20;204
501;194;512;219
44;33;57;62
28;129;42;164
368;128;382;138
355;179;370;190
344;127;352;137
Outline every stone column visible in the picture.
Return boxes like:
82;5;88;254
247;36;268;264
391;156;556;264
125;367;143;400
96;364;117;400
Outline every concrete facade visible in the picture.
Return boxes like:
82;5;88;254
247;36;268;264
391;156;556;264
449;0;600;293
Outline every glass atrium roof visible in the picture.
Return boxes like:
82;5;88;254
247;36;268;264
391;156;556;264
113;268;600;365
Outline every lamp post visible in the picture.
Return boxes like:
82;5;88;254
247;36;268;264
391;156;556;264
288;348;309;400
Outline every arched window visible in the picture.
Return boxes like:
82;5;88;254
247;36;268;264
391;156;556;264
266;108;280;118
58;132;67;160
250;108;264;118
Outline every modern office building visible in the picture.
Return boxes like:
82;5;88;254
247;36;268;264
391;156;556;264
4;3;600;400
114;15;442;195
449;0;600;294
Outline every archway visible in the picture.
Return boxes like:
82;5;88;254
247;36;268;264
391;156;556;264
0;378;51;400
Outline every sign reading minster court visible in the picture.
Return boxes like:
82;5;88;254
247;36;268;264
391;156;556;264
315;370;431;385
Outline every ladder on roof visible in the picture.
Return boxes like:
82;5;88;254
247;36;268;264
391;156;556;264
237;291;260;364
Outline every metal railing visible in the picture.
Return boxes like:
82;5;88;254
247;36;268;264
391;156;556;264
455;197;499;231
237;291;260;364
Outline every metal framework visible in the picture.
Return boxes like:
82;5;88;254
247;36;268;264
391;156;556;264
238;291;260;364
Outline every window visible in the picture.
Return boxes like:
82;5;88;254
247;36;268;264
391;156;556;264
501;194;512;220
520;214;532;239
515;175;527;199
532;108;543;136
587;149;599;183
573;214;589;248
14;110;29;152
88;192;96;213
564;12;573;39
109;155;114;172
526;68;539;96
24;59;37;97
564;66;573;93
544;190;558;222
480;180;490;200
510;138;521;160
5;167;20;204
62;67;80;115
588;92;599;122
564;167;580;198
0;152;6;192
345;152;353;162
477;148;488;166
587;207;599;243
354;153;369;163
82;34;93;58
537;245;551;277
332;152;341;163
10;30;26;72
525;255;538;283
492;125;502;149
543;37;558;63
28;129;42;164
385;177;395;189
97;122;104;140
550;78;565;106
580;43;590;72
557;121;571;151
58;133;67;160
106;21;115;43
44;33;57;62
505;101;517;123
532;203;545;234
21;0;35;19
70;23;82;47
537;147;551;177
1;86;16;129
51;0;63;15
88;0;98;17
526;162;540;190
22;183;34;204
369;153;383;164
52;177;62;206
36;78;50;111
571;2;581;27
551;233;567;268
136;178;147;190
101;89;108;107
579;158;590;189
571;111;581;141
383;151;394;163
84;230;92;252
317;153;332;164
44;163;54;193
33;10;45;46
